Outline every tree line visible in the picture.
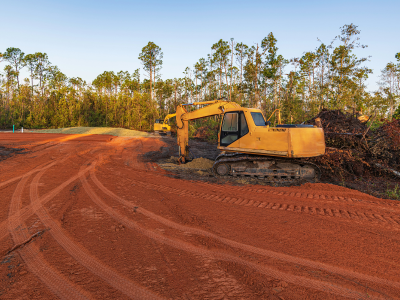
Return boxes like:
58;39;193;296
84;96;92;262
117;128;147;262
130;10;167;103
0;23;399;131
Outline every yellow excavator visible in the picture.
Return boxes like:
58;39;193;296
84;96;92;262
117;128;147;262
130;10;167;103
154;113;176;135
176;100;325;183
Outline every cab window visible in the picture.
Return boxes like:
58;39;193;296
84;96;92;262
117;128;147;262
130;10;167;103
220;112;249;146
251;112;266;126
241;113;249;136
221;113;239;146
222;113;238;131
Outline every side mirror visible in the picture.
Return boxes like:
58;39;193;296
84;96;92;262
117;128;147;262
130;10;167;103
265;121;271;126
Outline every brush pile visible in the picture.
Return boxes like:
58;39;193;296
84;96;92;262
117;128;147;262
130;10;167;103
306;109;400;183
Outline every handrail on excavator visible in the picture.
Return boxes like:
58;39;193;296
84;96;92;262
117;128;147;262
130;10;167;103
267;109;282;125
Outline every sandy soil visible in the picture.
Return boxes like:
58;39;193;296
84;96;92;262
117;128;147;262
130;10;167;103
1;133;400;300
27;127;152;137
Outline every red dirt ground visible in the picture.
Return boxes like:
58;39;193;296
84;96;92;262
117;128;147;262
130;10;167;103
1;133;400;300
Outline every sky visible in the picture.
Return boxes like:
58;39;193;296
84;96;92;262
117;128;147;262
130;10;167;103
1;0;399;91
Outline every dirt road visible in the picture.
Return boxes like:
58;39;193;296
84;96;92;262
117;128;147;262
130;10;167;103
1;133;400;299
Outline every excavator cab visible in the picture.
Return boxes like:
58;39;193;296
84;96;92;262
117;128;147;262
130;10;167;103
154;119;163;133
220;112;249;146
217;108;325;158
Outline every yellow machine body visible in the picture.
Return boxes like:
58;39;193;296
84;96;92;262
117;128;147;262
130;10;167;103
218;108;325;158
154;113;176;133
176;100;325;163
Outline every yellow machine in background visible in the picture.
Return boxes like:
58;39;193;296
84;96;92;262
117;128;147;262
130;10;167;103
176;100;325;183
154;113;176;135
357;115;370;123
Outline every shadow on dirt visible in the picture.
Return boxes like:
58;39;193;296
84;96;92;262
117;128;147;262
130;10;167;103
0;146;27;163
143;137;310;187
142;136;400;199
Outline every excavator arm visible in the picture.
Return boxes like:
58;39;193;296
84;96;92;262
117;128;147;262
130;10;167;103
176;100;241;163
163;113;176;125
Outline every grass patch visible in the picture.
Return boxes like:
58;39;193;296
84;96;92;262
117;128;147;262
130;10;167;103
386;184;400;200
31;127;151;137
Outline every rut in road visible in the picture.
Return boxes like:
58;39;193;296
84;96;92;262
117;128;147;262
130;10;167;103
187;179;400;210
7;163;94;300
0;162;96;242
131;179;400;229
91;169;400;292
29;160;163;300
123;158;400;212
0;162;57;191
81;165;386;300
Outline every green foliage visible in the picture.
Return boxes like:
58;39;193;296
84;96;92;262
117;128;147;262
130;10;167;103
0;27;399;133
369;119;386;131
386;184;400;200
190;117;221;143
394;105;400;120
138;42;163;101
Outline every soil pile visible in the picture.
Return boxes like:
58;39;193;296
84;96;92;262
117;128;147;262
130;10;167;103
161;156;214;171
180;157;214;170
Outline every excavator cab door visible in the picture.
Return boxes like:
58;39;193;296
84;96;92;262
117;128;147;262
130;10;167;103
220;112;248;146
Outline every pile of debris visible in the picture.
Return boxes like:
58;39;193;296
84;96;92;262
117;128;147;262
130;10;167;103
369;119;400;164
306;109;371;149
306;109;400;185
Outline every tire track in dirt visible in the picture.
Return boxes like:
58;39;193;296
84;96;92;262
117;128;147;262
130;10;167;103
0;136;87;191
0;162;55;191
7;166;93;300
91;170;400;293
0;159;96;242
132;180;400;229
81;167;384;299
125;156;400;211
29;163;163;300
156;178;400;211
0;162;53;242
240;186;400;210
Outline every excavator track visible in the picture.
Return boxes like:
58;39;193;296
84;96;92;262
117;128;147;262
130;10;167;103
212;153;321;184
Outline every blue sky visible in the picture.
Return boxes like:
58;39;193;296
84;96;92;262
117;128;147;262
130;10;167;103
1;0;399;91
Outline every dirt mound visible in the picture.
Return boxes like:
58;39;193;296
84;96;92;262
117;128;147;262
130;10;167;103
180;157;214;170
161;156;214;171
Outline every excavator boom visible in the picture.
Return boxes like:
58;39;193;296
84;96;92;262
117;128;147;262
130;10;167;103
176;100;241;162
